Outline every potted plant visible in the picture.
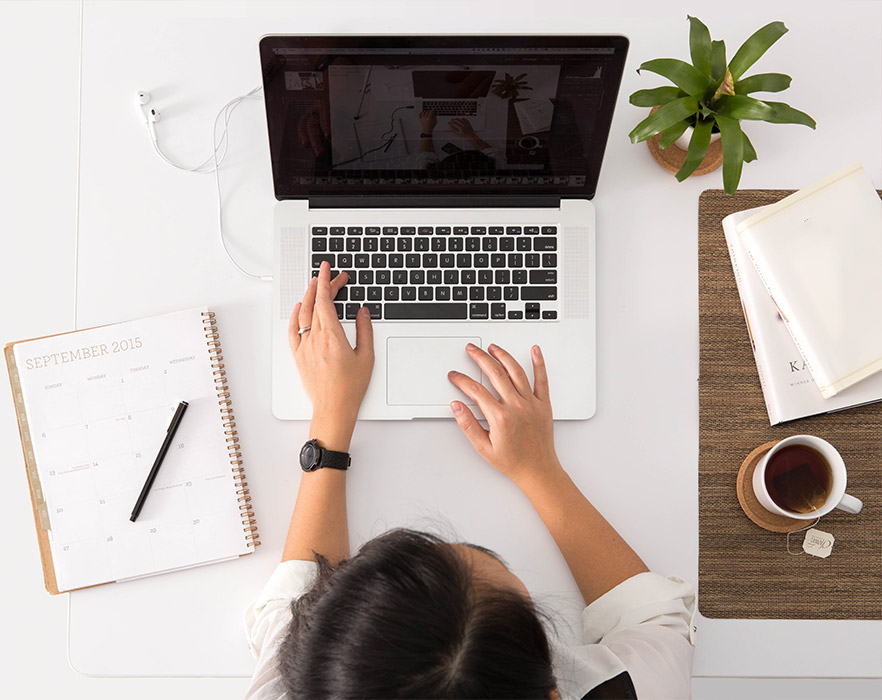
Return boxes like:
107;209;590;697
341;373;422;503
628;16;816;193
492;73;532;101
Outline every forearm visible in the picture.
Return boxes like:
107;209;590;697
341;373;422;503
281;414;354;564
420;134;434;153
466;134;491;151
517;464;648;605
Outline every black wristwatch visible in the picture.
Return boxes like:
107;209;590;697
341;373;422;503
299;439;351;472
419;132;433;138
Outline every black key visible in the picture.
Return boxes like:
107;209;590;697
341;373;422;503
495;270;510;285
312;226;328;236
526;310;540;320
505;226;522;235
454;226;469;235
449;237;464;251
491;303;506;319
334;303;344;319
525;226;540;235
329;237;345;251
482;237;497;251
330;226;345;235
312;238;328;251
376;270;391;285
474;253;489;268
466;237;481;251
500;237;515;251
504;286;519;301
508;310;523;320
444;270;459;285
469;287;484;301
355;254;370;268
397;238;413;251
383;226;399;235
517;238;531;251
384;287;399;301
491;254;506;268
410;270;425;284
338;253;353;268
389;253;404;268
440;253;455;268
525;254;540;267
402;286;416;301
312;253;335;268
542;310;558;319
380;237;395;252
415;237;430;252
462;270;476;284
401;226;416;235
432;238;446;251
364;303;382;319
487;286;502;301
456;253;472;268
405;253;421;268
418;287;433;301
393;270;408;285
541;226;557;235
534;237;557;251
347;226;363;235
345;303;359;320
526;303;540;312
469;303;489;319
478;269;493;285
422;253;438;267
350;286;365;301
366;226;381;235
368;286;382;301
436;226;451;236
453;286;468;300
530;270;557;284
384;303;467;320
427;270;442;285
436;286;451;301
489;226;504;235
371;253;387;268
358;270;374;285
522;287;557;301
508;253;523;267
542;253;557;268
470;226;486;235
334;286;348;301
513;270;528;285
346;238;361;252
418;226;434;236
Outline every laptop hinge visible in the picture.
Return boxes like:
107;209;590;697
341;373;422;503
307;195;561;209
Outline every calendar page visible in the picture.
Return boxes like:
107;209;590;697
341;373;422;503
12;308;252;592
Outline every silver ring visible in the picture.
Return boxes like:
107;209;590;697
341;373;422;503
297;326;312;335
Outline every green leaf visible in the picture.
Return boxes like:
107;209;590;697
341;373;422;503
676;118;713;181
728;21;788;80
659;120;690;148
761;100;817;128
629;86;683;107
637;59;708;95
688;16;712;76
735;72;792;94
628;96;700;143
710;40;727;82
742;131;758;163
716;115;745;194
713;94;778;120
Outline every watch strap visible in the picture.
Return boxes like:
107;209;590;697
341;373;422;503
419;132;433;138
318;447;351;470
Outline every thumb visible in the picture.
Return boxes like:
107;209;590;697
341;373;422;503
450;401;491;456
354;306;374;356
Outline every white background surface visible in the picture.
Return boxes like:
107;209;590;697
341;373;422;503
1;0;880;697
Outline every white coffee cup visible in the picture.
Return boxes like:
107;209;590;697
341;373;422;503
753;435;863;519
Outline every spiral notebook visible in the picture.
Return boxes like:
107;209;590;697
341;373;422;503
5;307;260;594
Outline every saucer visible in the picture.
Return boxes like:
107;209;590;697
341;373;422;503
736;441;808;532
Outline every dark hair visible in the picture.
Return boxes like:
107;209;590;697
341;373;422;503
278;529;556;699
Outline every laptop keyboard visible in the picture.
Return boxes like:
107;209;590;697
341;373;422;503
421;100;480;117
310;225;559;321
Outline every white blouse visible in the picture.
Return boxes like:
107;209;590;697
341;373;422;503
244;561;696;700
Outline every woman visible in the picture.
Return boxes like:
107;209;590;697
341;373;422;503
245;262;695;699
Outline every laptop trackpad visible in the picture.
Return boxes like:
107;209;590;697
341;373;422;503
386;337;482;406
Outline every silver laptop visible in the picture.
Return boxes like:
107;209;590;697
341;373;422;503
260;35;629;420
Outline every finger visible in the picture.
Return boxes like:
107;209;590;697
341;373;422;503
314;261;338;326
531;345;551;402
487;344;532;398
354;305;374;357
450;401;492;455
465;343;518;402
288;303;302;352
329;270;349;301
299;276;318;331
448;369;499;417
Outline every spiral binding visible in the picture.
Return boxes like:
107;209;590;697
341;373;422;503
202;311;260;548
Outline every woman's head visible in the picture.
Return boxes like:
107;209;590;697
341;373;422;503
279;529;556;699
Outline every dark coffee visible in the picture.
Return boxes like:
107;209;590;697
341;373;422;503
764;444;833;514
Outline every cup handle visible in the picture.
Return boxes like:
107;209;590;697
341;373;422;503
836;493;863;514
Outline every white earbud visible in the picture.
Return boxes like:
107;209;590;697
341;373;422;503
147;107;160;141
134;91;151;123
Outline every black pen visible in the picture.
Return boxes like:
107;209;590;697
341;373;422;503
130;401;188;522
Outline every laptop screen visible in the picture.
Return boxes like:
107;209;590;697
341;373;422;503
259;35;628;201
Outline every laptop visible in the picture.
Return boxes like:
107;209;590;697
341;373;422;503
259;35;629;420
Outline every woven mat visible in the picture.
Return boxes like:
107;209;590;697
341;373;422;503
698;189;882;620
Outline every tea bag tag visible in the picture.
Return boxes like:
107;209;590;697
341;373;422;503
802;528;834;558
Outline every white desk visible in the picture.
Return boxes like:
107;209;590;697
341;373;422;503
3;1;880;698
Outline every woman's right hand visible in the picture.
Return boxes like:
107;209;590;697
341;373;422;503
448;343;561;486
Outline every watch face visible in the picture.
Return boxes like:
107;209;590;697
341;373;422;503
300;441;318;470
